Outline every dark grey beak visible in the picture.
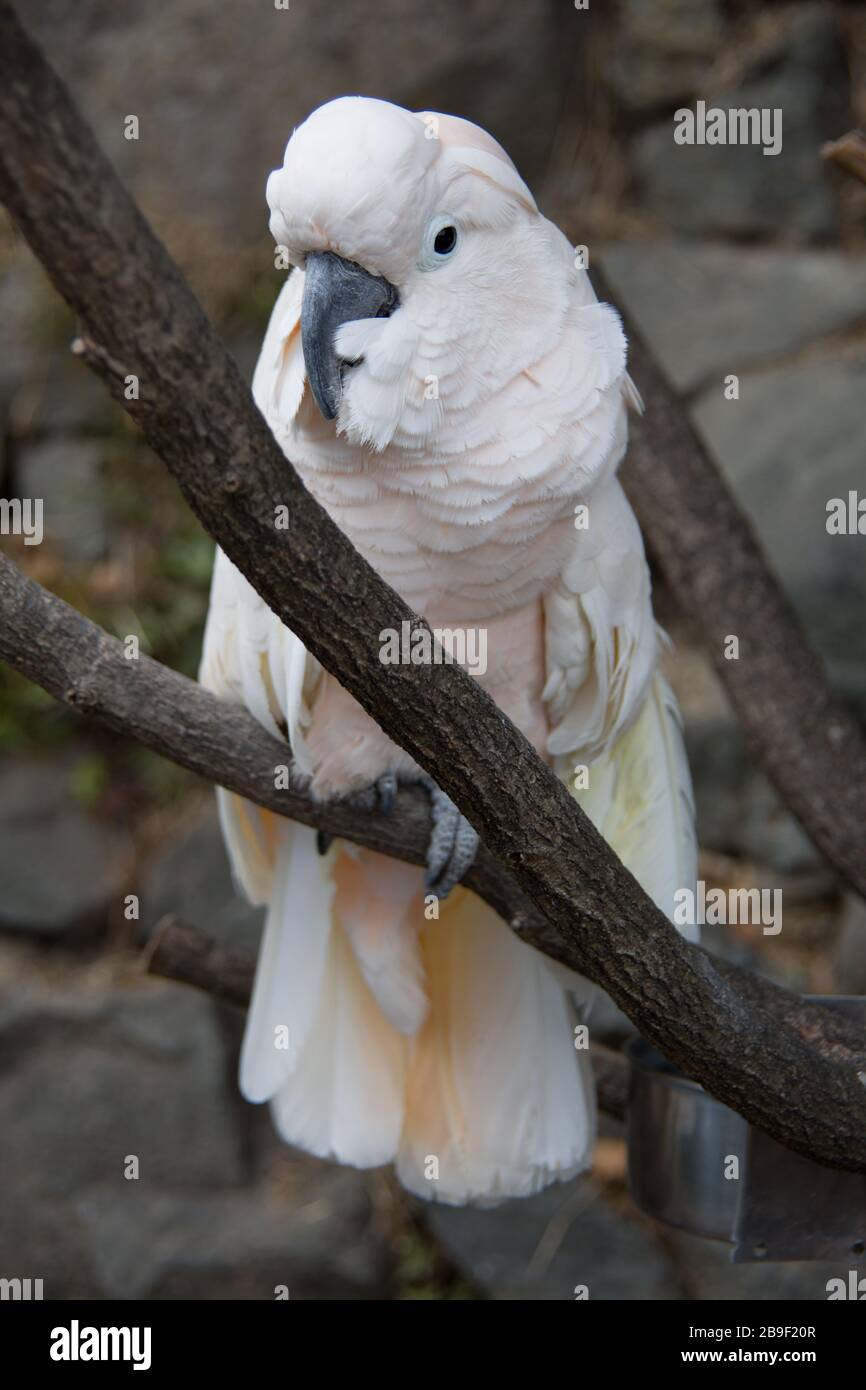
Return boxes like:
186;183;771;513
301;251;398;421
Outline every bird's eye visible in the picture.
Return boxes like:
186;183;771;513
434;225;457;256
419;216;460;270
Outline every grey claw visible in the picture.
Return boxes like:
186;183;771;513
317;772;398;853
345;770;398;816
422;778;479;899
377;769;397;816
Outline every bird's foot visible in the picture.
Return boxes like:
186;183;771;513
314;771;478;901
315;770;398;855
421;776;479;900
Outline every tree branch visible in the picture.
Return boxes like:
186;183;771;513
2;549;865;1169
822;130;866;187
592;262;866;905
0;548;541;941
0;0;865;1170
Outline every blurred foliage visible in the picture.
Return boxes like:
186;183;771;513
0;224;281;833
0;670;72;751
68;753;110;810
392;1226;479;1301
0;228;284;830
0;279;230;816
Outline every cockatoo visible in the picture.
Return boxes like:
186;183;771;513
200;96;697;1205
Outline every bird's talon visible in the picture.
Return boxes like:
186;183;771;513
421;777;479;900
344;769;398;816
377;769;397;816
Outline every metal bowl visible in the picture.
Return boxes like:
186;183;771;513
624;998;866;1263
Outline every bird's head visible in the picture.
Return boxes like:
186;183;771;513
266;96;564;450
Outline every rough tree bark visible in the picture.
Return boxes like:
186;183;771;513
0;1;864;1170
2;530;866;1170
2;551;859;1133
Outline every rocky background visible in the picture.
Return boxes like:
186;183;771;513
0;0;864;1299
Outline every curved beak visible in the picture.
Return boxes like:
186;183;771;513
301;251;398;420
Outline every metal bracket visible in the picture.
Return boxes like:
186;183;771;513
625;998;866;1263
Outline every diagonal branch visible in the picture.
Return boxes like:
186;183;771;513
2;548;865;1170
592;263;866;905
0;1;864;1169
0;548;540;943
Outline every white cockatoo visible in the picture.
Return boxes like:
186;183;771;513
200;96;697;1205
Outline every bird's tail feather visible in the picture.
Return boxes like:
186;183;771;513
397;887;595;1204
270;902;408;1169
238;832;594;1201
233;666;694;1202
565;665;698;935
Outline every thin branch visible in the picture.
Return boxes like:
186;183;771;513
592;262;866;905
144;917;255;1011
0;549;540;938
1;550;865;1172
0;2;864;1169
822;130;866;187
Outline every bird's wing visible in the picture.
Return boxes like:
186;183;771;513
543;475;697;930
543;475;658;765
252;267;307;439
513;279;654;772
570;668;698;932
199;270;322;901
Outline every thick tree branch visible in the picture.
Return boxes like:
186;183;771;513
0;1;865;1170
592;263;866;905
2;550;865;1170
